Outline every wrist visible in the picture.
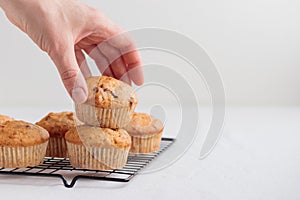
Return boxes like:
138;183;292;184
0;0;39;12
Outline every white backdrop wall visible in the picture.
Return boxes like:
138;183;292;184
0;0;299;107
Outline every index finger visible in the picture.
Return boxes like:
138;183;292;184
107;32;144;85
122;50;143;85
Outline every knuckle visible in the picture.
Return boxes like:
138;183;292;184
120;39;135;52
88;8;104;27
61;70;78;92
60;69;79;92
51;42;68;55
61;69;79;82
99;46;120;63
111;33;135;53
48;44;69;60
46;33;71;56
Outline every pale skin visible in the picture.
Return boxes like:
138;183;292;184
0;0;144;103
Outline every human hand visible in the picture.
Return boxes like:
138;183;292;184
0;0;144;103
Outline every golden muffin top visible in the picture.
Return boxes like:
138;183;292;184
85;76;137;109
125;113;164;136
0;120;49;146
0;114;14;124
36;112;80;137
65;125;131;148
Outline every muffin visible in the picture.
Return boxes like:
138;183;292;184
75;76;138;128
125;113;164;154
65;126;131;170
0;120;49;168
36;112;80;158
0;114;14;124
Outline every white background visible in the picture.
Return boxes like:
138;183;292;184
0;0;300;107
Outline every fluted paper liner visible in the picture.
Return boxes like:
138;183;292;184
0;142;48;168
130;131;163;154
46;136;68;158
66;142;130;170
75;104;133;128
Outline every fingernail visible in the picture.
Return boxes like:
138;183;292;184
72;87;87;104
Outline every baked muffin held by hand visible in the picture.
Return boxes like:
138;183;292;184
125;113;164;154
36;112;80;158
65;126;131;170
75;76;138;128
0;120;49;168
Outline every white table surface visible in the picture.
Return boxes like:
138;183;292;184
0;106;299;200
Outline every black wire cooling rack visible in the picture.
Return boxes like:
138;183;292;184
0;138;174;188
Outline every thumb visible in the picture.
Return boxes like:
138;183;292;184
49;43;88;104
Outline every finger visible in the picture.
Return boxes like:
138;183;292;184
97;42;130;83
84;12;143;84
107;33;144;85
75;48;92;78
48;43;88;104
84;45;114;77
110;56;131;85
107;30;133;52
122;50;144;85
